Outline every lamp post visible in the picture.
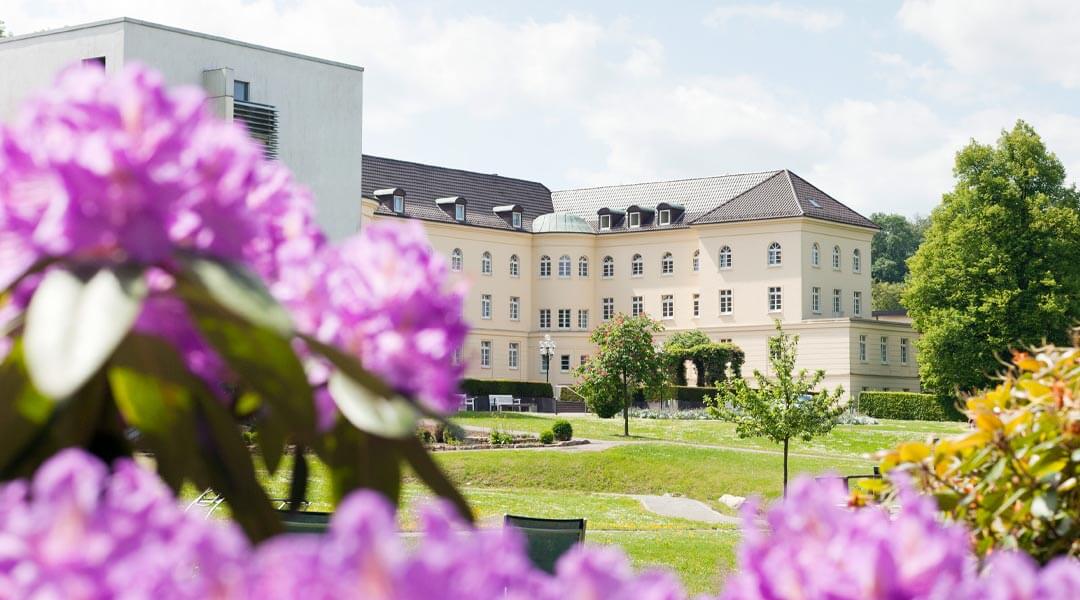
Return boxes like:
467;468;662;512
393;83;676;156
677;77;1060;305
539;334;557;414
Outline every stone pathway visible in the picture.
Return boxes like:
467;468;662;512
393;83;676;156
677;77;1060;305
630;494;741;525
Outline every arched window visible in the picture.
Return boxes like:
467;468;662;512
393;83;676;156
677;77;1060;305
767;242;782;266
852;248;861;273
481;251;492;275
719;246;732;269
578;256;589;278
539;255;551;278
602;256;614;278
832;245;841;270
509;254;519;277
558;255;571;278
661;252;674;275
451;248;463;272
631;254;644;277
811;243;820;267
692;250;700;272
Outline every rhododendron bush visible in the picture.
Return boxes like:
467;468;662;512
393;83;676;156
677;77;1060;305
1;65;1078;599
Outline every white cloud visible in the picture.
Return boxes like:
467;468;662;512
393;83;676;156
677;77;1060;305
898;0;1080;88
706;2;844;32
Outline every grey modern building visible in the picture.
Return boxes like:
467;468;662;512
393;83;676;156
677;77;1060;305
0;18;365;240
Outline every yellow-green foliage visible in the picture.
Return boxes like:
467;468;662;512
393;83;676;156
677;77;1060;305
879;345;1080;562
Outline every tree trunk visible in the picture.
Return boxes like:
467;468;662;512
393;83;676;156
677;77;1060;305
782;437;789;498
622;377;629;437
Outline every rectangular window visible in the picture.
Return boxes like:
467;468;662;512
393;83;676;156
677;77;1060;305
234;80;250;101
768;286;782;312
509;296;520;321
455;204;465;221
558;258;571;278
480;341;491;368
833;288;842;315
858;335;867;361
692;293;700;318
558;308;571;329
658;209;671;225
632;257;643;277
481;294;492;319
602;298;614;321
510;258;519;277
512;211;522;229
719;289;733;315
602;259;614;278
579;258;589;277
452;347;463;366
661;294;674;319
393;195;404;214
578;309;589;329
853;291;862;316
508;342;519;369
719;338;733;344
560;355;571;372
629;212;641;228
539;309;551;329
900;338;909;365
632;296;644;317
540;258;551;278
599;214;611;230
880;336;889;364
811;287;821;314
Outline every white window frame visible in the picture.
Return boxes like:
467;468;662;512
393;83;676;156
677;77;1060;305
658;209;671;226
811;242;820;267
481;251;492;275
719;289;733;315
578;256;589;278
578;309;589;329
768;286;782;313
832;245;841;270
539;309;551;329
719;246;732;270
481;294;492;320
450;248;463;272
661;294;674;319
512;211;522;229
455;203;466;222
901;338;909;365
692;250;700;272
558;308;571;329
833;289;842;315
508;342;519;369
599;214;611;230
767;242;782;267
631;254;644;277
632;296;643;317
558;255;571;278
852;248;861;273
880;336;889;364
393;195;404;214
480;341;491;369
853;291;862;316
811;286;821;314
661;252;674;275
509;254;519;278
560;354;571;373
602;297;614;321
859;335;867;362
692;293;700;318
628;212;641;228
539;255;551;278
509;296;520;321
602;256;614;278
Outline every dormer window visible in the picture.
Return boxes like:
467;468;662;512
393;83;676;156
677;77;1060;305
596;207;624;230
658;209;671;226
437;196;467;222
455;204;466;221
393;194;404;214
599;214;611;230
492;204;523;229
628;212;641;228
512;212;522;229
374;188;407;214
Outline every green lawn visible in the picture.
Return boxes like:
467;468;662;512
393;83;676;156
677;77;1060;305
588;530;740;596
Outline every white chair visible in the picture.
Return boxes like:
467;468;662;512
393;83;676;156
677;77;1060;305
458;394;473;411
491;395;515;411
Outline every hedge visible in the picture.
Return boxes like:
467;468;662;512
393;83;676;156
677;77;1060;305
661;342;745;387
460;379;554;398
857;391;965;422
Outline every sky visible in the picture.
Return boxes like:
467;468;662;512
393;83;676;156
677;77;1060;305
4;0;1080;217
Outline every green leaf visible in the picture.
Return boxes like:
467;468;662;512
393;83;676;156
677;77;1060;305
327;369;417;438
0;343;54;476
316;420;402;505
176;255;292;335
181;298;314;440
255;408;288;475
192;391;282;542
1031;492;1058;519
23;266;146;399
108;334;200;491
399;436;473;523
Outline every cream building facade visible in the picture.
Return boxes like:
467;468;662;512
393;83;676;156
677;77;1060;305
361;156;920;401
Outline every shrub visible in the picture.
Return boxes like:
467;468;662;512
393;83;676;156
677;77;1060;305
460;379;553;399
551;419;573;441
880;346;1080;561
661;341;745;386
434;422;465;444
489;431;514;445
588;394;624;419
539;430;555;445
858;391;964;421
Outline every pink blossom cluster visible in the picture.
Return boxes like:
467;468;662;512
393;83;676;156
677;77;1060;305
720;476;1080;600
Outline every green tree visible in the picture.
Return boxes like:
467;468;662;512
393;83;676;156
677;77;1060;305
662;330;711;350
711;321;844;495
575;313;665;436
871;280;906;312
870;212;924;283
904;120;1080;396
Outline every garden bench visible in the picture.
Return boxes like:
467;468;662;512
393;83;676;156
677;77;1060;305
490;395;522;411
277;509;332;534
504;515;586;573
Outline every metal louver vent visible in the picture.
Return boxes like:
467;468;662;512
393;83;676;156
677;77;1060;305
234;100;279;159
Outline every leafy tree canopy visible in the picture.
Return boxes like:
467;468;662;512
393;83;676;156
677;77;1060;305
870;212;926;283
904;120;1080;396
662;330;711;351
871;280;906;312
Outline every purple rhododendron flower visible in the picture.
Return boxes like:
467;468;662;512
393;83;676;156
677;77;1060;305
285;220;468;418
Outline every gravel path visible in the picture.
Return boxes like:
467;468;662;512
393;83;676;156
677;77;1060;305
631;494;741;525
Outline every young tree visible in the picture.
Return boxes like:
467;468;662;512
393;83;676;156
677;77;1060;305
575;313;665;436
712;321;844;496
905;120;1080;396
